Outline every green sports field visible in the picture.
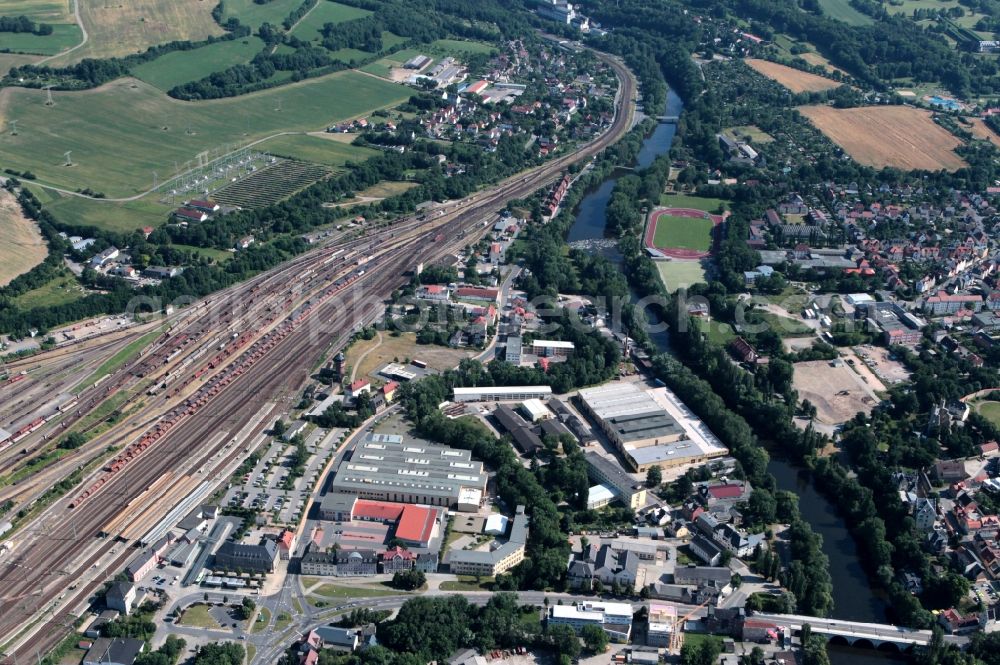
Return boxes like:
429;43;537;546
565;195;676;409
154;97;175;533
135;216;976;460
289;1;372;43
131;37;266;91
977;401;1000;427
0;71;410;196
652;213;714;252
656;260;707;292
255;134;381;168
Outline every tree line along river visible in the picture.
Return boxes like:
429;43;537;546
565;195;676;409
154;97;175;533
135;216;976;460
565;88;899;663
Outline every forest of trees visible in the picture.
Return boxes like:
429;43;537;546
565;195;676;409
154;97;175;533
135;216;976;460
0;15;53;35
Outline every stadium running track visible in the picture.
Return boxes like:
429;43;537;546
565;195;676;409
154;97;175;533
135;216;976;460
644;206;725;259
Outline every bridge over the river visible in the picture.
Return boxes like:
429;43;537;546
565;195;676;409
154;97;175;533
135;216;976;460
751;613;970;651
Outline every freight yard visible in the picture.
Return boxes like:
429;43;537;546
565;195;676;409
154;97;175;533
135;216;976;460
0;48;637;662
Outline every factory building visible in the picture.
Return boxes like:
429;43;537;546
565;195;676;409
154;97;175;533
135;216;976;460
214;540;279;574
327;433;486;511
448;506;528;577
547;601;633;642
317;495;441;548
530;339;575;357
491;405;542;456
578;383;727;471
647;604;676;647
587;484;616;510
585;452;646;509
578;383;684;448
536;0;577;24
452;385;552;402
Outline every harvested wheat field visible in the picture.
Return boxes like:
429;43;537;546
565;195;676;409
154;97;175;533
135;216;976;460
745;58;841;93
0;189;47;287
54;0;224;63
967;118;1000;148
798;105;967;171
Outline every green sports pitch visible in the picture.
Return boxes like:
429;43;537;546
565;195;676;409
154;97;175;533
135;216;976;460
651;213;714;252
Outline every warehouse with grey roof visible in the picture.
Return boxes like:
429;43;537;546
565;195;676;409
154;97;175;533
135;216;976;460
327;432;486;511
577;382;726;471
448;505;529;576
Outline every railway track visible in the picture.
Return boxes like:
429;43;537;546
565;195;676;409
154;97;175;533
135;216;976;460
0;219;456;500
0;49;636;661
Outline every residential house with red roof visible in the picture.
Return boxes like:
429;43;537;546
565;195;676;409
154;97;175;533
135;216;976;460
728;337;758;363
379;546;416;574
938;608;982;635
276;530;295;560
187;199;220;213
454;286;500;303
417;284;450;301
173;207;207;223
923;291;984;316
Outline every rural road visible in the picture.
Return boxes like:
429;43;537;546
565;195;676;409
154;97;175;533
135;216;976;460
349;330;383;382
37;0;88;65
272;1;318;53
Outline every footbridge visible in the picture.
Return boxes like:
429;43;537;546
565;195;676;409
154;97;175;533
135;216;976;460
751;614;970;651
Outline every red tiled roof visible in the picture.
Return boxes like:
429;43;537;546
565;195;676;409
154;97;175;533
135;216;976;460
928;291;982;303
707;484;743;499
744;619;779;629
174;207;205;220
454;287;499;300
381;545;416;561
350;379;369;391
353;499;405;522
395;505;436;545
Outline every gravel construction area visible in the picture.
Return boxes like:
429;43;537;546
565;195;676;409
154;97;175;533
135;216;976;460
851;344;911;385
793;359;879;425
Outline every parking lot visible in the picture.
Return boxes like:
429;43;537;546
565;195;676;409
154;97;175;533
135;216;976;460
222;426;345;527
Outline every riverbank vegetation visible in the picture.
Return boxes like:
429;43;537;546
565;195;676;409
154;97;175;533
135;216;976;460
570;0;1000;626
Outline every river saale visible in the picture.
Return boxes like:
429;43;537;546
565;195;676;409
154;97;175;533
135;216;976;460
566;88;903;662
